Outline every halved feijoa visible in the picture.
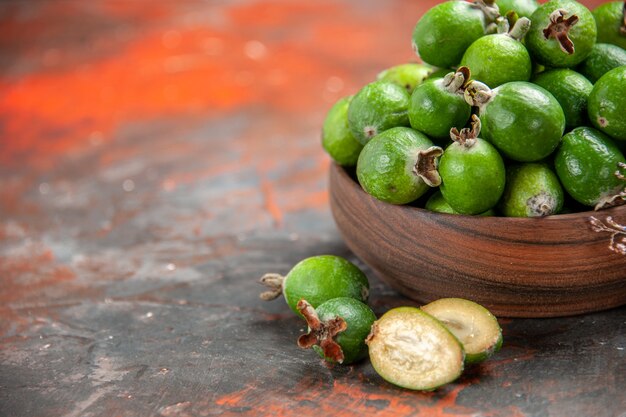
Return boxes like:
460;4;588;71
421;298;503;365
366;307;464;391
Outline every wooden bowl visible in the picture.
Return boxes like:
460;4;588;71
329;163;626;317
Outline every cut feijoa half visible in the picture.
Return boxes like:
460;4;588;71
365;307;464;391
421;298;503;365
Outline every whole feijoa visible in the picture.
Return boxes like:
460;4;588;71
259;255;369;316
408;67;472;141
496;0;539;18
578;43;626;83
437;116;506;215
460;18;533;88
412;0;495;68
554;127;626;208
526;0;597;67
357;127;440;204
347;80;410;145
321;96;363;166
532;68;593;129
466;80;565;162
377;63;434;94
499;163;564;217
592;1;626;50
297;298;376;365
588;66;626;141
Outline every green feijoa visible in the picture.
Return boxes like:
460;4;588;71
532;69;593;129
412;0;495;68
408;67;472;141
259;255;369;316
592;1;626;50
347;80;410;145
496;0;539;18
578;43;626;83
297;298;376;365
366;307;465;391
554;126;626;208
499;163;564;217
526;0;597;67
425;190;495;216
466;81;565;162
377;63;434;94
588;66;626;141
438;116;506;215
356;127;440;205
460;18;532;88
321;96;363;166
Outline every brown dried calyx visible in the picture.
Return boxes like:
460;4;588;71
297;299;348;364
414;146;444;187
259;273;285;301
450;114;482;148
463;80;493;108
594;162;626;211
543;8;579;54
442;66;472;95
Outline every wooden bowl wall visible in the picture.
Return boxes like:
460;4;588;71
329;163;626;318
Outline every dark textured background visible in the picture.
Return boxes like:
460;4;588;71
1;1;624;416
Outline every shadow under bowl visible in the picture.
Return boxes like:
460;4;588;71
329;162;626;318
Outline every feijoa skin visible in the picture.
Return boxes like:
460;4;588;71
357;127;437;205
348;80;410;145
377;63;434;94
438;117;506;215
259;255;369;316
321;96;363;166
499;163;564;217
593;1;626;50
526;0;597;68
408;69;472;141
460;21;533;88
496;0;539;18
412;1;491;68
532;69;593;129
425;190;495;216
554;127;626;207
578;43;626;83
470;81;566;162
588;66;626;141
297;298;376;365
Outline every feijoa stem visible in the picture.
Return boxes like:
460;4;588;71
543;9;579;54
594;162;626;210
450;114;481;148
297;299;348;363
259;273;285;301
414;146;444;187
463;80;493;109
442;67;472;94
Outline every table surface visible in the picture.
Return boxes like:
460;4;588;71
1;1;625;416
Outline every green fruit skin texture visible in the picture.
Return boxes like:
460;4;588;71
588;66;626;141
425;190;495;216
578;43;626;83
313;297;377;365
496;0;539;18
499;163;564;217
439;139;506;215
554;127;626;206
348;80;410;145
527;0;597;68
481;81;566;162
322;96;364;166
377;63;434;94
460;35;532;88
593;1;626;50
357;127;434;204
412;1;486;68
408;78;471;141
283;255;369;316
532;69;593;129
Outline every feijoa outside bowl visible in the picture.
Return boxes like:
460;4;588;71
329;162;626;318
